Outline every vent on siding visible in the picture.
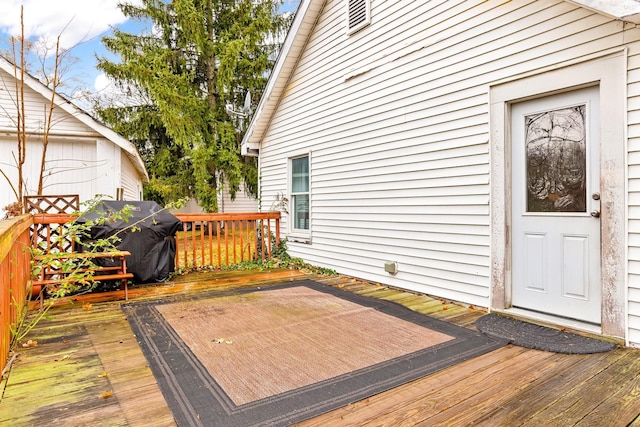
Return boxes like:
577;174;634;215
348;0;370;34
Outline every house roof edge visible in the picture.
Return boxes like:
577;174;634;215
241;0;326;155
567;0;640;24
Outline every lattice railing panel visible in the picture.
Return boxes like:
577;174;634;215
24;195;79;214
26;195;79;253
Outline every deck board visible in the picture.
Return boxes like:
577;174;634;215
420;352;582;426
519;350;640;426
3;270;640;426
475;350;626;425
346;347;554;426
298;345;532;427
575;375;640;427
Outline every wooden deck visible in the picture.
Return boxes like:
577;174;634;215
2;270;640;426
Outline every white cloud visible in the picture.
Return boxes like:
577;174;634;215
0;0;139;49
94;72;112;93
93;72;146;107
93;72;129;105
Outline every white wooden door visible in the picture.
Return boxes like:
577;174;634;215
511;87;601;324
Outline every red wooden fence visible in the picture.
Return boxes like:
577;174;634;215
0;215;33;374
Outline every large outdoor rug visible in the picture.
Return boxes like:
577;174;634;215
475;313;616;354
123;280;504;426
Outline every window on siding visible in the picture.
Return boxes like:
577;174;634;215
291;155;310;232
347;0;370;34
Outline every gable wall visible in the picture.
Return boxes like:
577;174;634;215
263;0;640;343
0;68;95;136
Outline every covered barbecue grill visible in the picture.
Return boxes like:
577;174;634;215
77;200;182;282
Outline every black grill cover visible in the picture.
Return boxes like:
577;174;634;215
77;200;182;282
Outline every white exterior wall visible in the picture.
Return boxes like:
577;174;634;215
220;182;258;213
172;198;205;214
171;183;258;215
0;135;102;213
258;0;640;344
37;138;98;198
95;138;120;199
121;153;142;201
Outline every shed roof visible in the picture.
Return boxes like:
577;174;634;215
0;56;149;182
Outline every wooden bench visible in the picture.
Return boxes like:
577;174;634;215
32;250;134;301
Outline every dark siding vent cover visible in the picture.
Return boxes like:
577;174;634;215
348;0;369;32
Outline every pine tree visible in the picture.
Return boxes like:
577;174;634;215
96;0;289;211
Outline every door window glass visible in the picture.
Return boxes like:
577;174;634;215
525;105;587;213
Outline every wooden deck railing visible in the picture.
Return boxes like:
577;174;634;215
173;212;281;269
29;211;281;270
0;215;33;374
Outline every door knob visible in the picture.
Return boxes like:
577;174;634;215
590;210;600;218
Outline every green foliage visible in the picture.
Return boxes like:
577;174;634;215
224;255;338;276
226;237;337;276
94;0;291;211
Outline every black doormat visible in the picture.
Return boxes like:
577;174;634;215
475;313;616;354
123;280;504;427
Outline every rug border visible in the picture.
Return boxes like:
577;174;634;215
123;279;504;427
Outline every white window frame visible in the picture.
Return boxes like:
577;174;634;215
347;0;370;35
288;152;311;242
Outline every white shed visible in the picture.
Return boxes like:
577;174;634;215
0;57;148;216
242;0;640;346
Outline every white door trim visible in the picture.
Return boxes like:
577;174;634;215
489;52;627;339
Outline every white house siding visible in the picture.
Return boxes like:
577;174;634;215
219;182;259;213
121;153;142;201
94;138;120;199
38;138;98;198
170;184;258;215
258;0;640;342
0;136;98;212
627;40;640;346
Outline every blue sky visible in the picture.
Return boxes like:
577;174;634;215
0;0;300;105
